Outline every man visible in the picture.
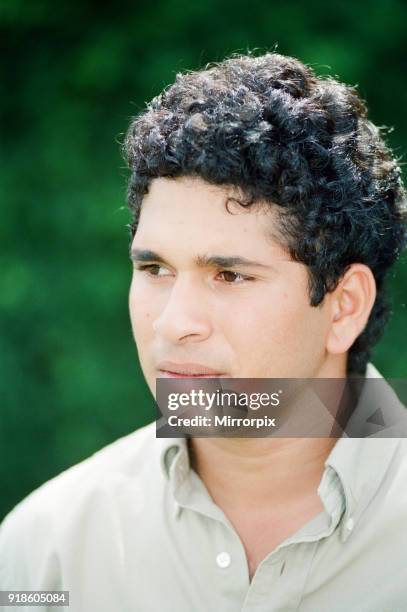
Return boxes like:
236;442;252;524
1;52;406;611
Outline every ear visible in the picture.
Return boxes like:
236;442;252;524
326;264;377;356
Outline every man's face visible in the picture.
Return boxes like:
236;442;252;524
129;176;334;395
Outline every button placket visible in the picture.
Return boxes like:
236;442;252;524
212;520;250;609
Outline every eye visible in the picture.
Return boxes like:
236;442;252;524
217;270;254;283
135;264;172;277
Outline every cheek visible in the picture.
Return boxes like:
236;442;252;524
129;280;156;340
243;288;299;331
228;286;316;354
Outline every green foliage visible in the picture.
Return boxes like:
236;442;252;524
1;0;406;519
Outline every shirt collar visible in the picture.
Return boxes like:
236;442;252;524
159;437;187;480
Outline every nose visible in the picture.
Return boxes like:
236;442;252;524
152;275;212;344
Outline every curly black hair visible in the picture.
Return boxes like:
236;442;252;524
123;52;406;375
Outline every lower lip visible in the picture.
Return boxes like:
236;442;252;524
158;371;223;378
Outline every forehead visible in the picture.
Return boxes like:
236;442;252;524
134;176;289;260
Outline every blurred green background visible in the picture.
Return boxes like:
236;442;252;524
1;0;406;520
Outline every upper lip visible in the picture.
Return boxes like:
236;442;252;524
157;361;224;375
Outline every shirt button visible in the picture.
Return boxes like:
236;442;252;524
216;552;231;568
346;517;354;531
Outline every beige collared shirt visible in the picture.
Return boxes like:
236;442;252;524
1;363;407;611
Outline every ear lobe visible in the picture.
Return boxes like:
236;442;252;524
326;264;376;356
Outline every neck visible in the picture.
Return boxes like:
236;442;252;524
189;436;337;509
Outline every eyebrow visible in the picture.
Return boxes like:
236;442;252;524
130;248;273;270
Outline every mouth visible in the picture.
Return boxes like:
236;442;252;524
156;361;225;378
158;371;223;379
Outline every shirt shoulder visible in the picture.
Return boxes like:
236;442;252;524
349;437;407;542
0;422;159;589
5;421;157;518
387;437;407;492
